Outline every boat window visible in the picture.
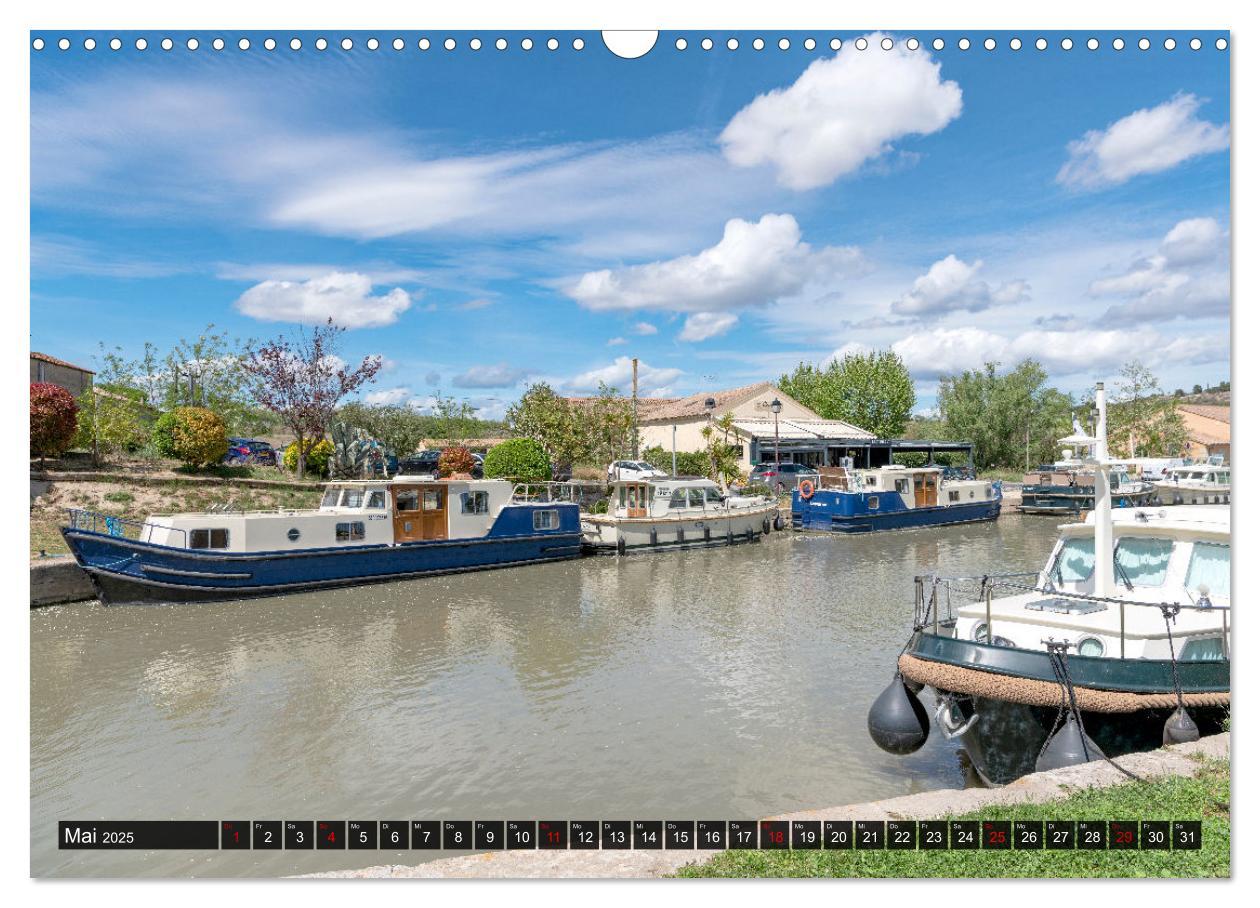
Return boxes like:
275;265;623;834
688;488;706;507
895;479;910;494
336;521;365;542
395;490;419;512
462;491;489;514
340;488;364;508
1181;637;1225;661
868;496;879;510
321;487;341;507
619;486;627;508
1050;537;1094;584
669;489;687;509
189;528;229;549
365;490;387;509
949;490;959;502
626;485;638;509
1185;542;1230;600
704;487;723;503
1114;537;1174;587
533;509;559;530
422;489;444;511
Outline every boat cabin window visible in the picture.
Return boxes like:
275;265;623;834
865;476;877;487
321;487;341;508
189;528;229;550
422;489;444;511
341;488;365;508
533;509;559;530
668;489;687;509
462;491;489;514
1114;537;1174;588
1181;637;1225;661
948;490;960;502
704;487;723;503
365;489;387;509
336;521;365;542
1185;542;1230;600
1050;537;1094;584
868;496;879;510
395;490;420;512
895;478;910;494
688;488;705;507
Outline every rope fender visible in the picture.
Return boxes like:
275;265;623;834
898;654;1230;714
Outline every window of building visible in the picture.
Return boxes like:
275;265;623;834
340;488;364;508
336;521;366;542
189;528;229;549
365;490;387;509
533;509;559;530
462;491;490;514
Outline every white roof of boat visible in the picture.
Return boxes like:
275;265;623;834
1067;505;1229;534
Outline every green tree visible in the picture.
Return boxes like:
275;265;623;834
582;382;637;467
938;360;1073;470
152;406;230;467
430;392;479;447
1107;361;1188;458
338;402;429;457
779;349;914;437
483;437;552;482
506;382;589;468
74;385;151;463
701;412;742;485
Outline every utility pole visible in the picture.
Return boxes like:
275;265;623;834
631;357;639;458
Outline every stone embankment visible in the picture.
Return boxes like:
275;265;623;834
304;734;1227;879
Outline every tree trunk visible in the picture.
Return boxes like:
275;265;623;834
296;433;307;480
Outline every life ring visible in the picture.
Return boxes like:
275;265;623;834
798;479;816;499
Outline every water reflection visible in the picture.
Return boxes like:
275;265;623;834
31;516;1062;877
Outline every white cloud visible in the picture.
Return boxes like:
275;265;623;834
234;271;412;328
719;33;963;190
1057;94;1229;190
459;298;494;310
828;341;872;363
452;363;532;388
217;261;427;285
678;312;739;342
565;214;862;313
567;356;683;393
607;336;628;346
1088;217;1229;321
891;325;1224;380
890;255;1029;317
632;321;658;335
364;387;413;406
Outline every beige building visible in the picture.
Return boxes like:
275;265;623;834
1176;404;1230;463
30;352;94;397
635;382;883;471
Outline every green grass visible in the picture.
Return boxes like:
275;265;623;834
674;759;1229;878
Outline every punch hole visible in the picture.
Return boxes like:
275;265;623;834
32;37;44;50
58;37;69;50
984;37;996;51
778;38;790;50
342;38;354;51
1113;38;1124;50
804;37;816;50
727;38;738;50
855;37;868;51
367;37;380;51
1138;37;1151;50
84;37;96;50
675;38;687;50
1061;38;1073;50
881;37;893;50
602;31;658;59
316;38;328;51
907;38;920;51
470;38;482;51
573;38;585;50
136;37;148;50
1009;37;1022;50
547;38;559;51
932;38;944;51
1087;37;1099;51
958;37;970;50
419;38;431;50
1190;37;1202;50
701;37;713;51
161;38;173;51
186;38;199;51
394;38;405;51
264;38;276;51
753;37;765;51
520;38;533;50
212;38;224;51
828;38;840;51
290;38;302;51
1216;38;1228;50
1164;38;1176;50
1036;37;1048;51
444;38;456;51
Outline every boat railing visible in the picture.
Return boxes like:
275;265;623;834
65;508;188;547
915;572;1231;660
512;481;606;509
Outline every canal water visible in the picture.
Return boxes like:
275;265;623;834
31;515;1061;877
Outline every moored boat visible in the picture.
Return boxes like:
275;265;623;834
61;476;583;604
580;477;780;554
868;461;1230;785
1154;462;1231;506
791;464;1000;534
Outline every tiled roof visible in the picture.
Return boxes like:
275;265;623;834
31;351;94;373
1177;404;1231;446
637;382;774;422
1177;404;1230;423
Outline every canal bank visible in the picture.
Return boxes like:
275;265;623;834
305;734;1228;879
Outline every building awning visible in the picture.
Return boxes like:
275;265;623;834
732;417;875;441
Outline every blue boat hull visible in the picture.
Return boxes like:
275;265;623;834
792;490;1001;534
62;523;583;605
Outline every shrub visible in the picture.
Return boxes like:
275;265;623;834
30;382;79;460
74;387;150;459
284;438;334;477
438;446;477;477
484;437;551;482
641;444;709;477
152;407;230;467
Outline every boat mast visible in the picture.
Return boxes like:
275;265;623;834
1092;382;1114;598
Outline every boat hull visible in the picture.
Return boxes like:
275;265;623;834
1155;486;1230;506
793;496;1000;533
62;526;583;605
581;507;778;554
1018;485;1159;515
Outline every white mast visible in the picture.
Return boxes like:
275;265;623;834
1092;382;1114;598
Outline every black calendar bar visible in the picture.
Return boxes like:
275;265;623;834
56;819;1207;850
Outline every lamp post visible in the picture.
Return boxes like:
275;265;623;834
704;397;716;480
770;397;782;467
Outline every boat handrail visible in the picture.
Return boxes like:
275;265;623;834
65;508;188;547
511;481;603;506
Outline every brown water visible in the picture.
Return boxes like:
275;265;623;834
31;515;1060;877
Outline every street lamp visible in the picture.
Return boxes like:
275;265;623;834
704;397;717;479
770;397;782;467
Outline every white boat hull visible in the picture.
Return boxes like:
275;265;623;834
581;504;780;554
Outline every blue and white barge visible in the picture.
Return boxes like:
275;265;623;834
791;465;1001;534
61;476;582;604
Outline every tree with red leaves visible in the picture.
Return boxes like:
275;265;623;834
30;382;79;464
241;320;381;479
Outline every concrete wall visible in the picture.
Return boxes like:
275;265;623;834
30;359;92;397
30;558;96;607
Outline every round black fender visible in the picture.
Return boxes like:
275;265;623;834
616;535;626;556
773;513;785;531
762;516;771;535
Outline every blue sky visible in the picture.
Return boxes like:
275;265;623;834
30;30;1231;418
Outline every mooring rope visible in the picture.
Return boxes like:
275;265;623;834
1044;640;1142;781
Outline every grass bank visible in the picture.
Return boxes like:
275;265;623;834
675;758;1229;878
31;476;322;557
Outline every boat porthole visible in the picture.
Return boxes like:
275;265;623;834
287;528;301;542
1077;636;1105;657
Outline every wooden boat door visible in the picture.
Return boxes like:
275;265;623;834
418;484;448;540
392;485;423;542
914;473;938;508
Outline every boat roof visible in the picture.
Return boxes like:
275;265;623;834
1065;505;1230;536
320;476;513;485
613;477;719;489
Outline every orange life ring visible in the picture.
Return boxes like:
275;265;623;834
798;479;816;499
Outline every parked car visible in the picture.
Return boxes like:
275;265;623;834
470;452;485;479
223;438;278;466
607;460;668;482
749;461;820;494
397;451;442;476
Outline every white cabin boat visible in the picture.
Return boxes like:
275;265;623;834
580;477;780;554
1154;463;1231;506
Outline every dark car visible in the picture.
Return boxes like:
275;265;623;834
398;451;442;476
224;438;278;466
748;461;820;494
